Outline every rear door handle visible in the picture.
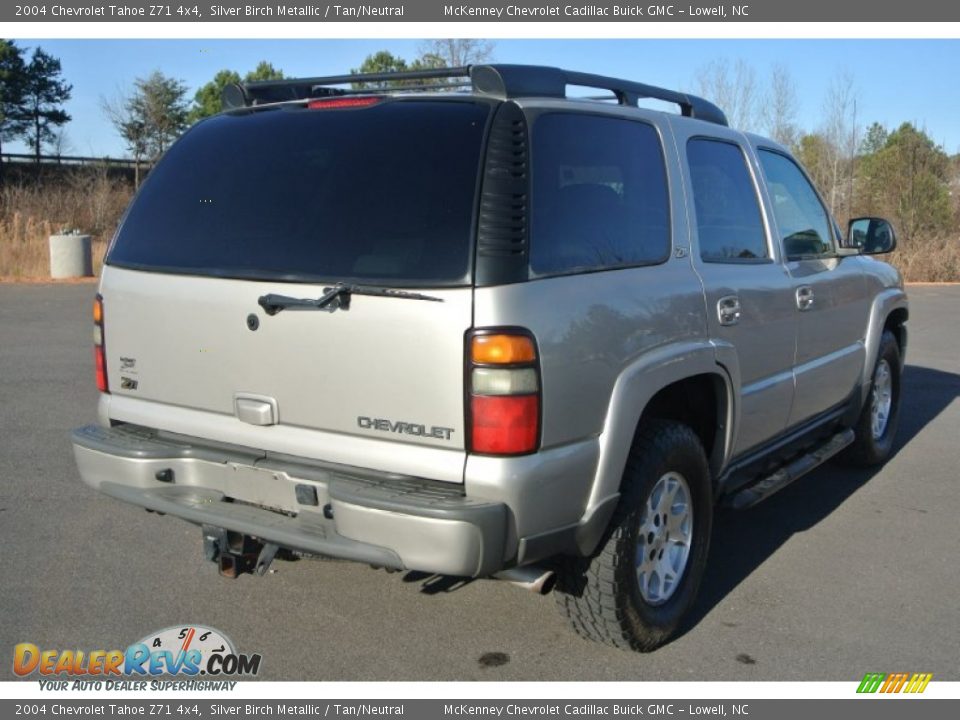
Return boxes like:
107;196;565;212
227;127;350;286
796;286;815;311
717;295;741;326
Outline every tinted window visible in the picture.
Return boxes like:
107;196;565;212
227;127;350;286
758;150;834;259
687;138;767;261
530;113;669;275
108;101;490;286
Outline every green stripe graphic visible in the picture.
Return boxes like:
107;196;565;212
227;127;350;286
857;672;886;693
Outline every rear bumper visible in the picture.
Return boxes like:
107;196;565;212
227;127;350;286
72;424;506;577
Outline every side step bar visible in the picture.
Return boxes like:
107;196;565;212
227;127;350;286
727;429;855;510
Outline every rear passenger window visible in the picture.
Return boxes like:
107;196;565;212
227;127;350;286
530;113;670;275
687;138;768;262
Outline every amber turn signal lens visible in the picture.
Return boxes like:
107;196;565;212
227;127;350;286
471;335;536;364
93;297;103;324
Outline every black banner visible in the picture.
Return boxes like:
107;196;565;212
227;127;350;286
3;0;959;23
1;700;958;719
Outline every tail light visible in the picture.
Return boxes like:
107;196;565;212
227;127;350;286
93;295;108;393
467;330;540;455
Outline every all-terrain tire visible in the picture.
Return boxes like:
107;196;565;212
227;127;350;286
554;420;713;652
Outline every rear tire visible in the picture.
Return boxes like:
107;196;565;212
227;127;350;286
555;420;712;652
841;330;902;467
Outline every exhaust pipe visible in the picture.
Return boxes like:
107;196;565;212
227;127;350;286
493;566;556;595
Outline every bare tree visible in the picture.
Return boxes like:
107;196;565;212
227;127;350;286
762;63;799;149
694;58;759;132
821;71;859;220
101;90;148;188
417;39;494;68
51;128;73;163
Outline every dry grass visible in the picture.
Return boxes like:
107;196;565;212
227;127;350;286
0;167;132;278
890;235;960;283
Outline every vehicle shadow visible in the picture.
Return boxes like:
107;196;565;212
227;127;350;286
675;363;960;641
402;570;476;594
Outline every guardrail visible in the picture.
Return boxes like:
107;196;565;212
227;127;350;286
1;153;151;169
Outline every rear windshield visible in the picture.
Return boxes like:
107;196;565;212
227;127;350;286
108;100;490;286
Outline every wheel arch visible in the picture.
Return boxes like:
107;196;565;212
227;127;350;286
859;289;909;410
639;374;730;482
884;307;909;361
574;341;735;556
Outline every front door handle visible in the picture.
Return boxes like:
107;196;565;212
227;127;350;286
796;286;815;311
717;295;741;326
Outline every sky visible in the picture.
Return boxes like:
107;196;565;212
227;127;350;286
9;38;960;158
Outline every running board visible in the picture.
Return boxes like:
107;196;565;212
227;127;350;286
727;429;855;510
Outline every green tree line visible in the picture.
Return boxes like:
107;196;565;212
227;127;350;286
0;39;72;176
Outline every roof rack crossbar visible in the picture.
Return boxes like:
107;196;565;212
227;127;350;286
353;81;472;93
220;64;727;127
248;66;471;91
222;66;472;108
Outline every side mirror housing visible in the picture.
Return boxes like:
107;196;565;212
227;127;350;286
846;217;897;255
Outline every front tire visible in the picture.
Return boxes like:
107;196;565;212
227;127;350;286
841;330;902;467
555;420;713;652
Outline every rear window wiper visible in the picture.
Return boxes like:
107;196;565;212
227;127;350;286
258;283;444;316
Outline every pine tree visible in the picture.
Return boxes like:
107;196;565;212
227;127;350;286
19;47;72;162
0;40;28;180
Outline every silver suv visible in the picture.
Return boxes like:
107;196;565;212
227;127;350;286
73;64;907;652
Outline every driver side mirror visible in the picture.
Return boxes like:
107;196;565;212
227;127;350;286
846;217;897;255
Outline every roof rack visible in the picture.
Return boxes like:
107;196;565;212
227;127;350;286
221;64;728;127
221;66;472;108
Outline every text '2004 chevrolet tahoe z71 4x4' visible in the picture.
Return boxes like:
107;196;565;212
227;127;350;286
73;64;907;651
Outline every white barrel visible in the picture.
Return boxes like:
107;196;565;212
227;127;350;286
49;234;93;278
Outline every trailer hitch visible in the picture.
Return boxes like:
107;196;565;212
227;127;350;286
202;525;280;579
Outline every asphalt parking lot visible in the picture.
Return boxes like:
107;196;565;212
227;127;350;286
1;283;957;681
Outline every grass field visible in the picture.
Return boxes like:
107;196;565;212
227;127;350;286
0;168;131;279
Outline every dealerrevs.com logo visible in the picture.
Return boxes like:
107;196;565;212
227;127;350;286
14;625;261;690
857;672;933;694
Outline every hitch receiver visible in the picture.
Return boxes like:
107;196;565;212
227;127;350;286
202;525;280;579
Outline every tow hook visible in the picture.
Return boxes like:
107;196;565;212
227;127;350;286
202;525;280;579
